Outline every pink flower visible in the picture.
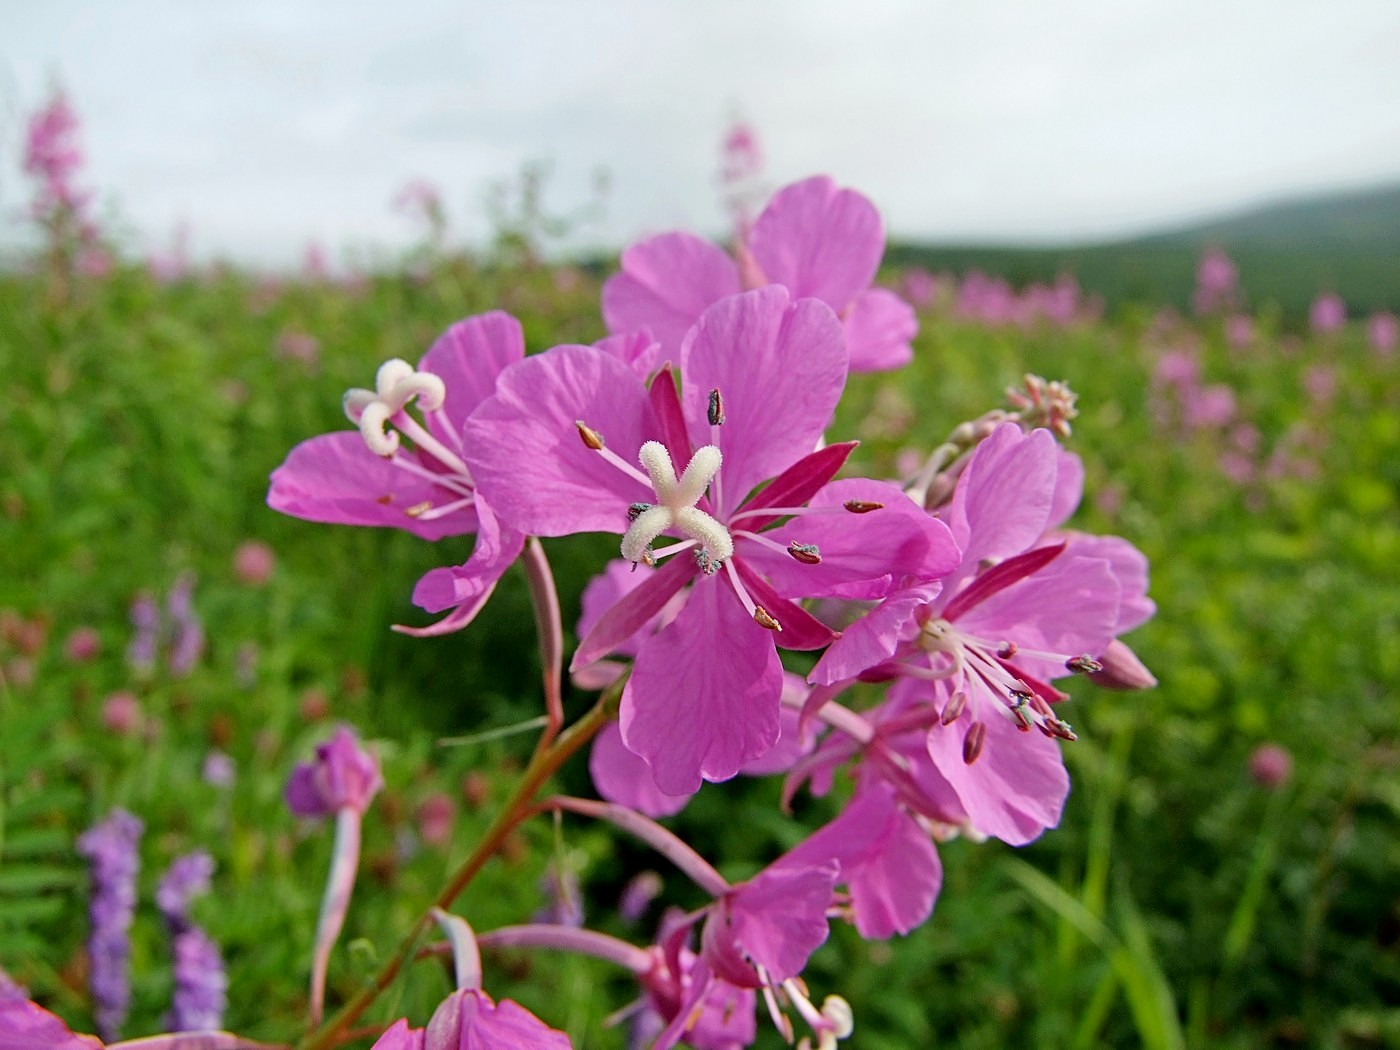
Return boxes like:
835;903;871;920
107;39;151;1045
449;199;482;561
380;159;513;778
101;692;143;736
465;287;957;793
811;424;1154;845
286;725;383;818
1225;313;1254;350
232;540;276;586
64;625;101;663
1248;744;1293;789
603;175;916;373
1310;292;1346;334
1193;248;1238;314
268;312;528;635
1367;312;1397;356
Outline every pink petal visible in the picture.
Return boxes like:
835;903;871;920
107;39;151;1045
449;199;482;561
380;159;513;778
943;424;1059;576
680;288;848;515
748;176;885;309
588;723;693;818
843;287;916;373
1046;448;1085;530
733;560;840;651
602;232;740;357
808;583;941;686
368;1018;426;1050
621;575;784;794
570;555;695;670
647;365;694;468
0;998;103;1049
462;345;656;536
715;860;838;982
269;432;477;540
593;329;661;380
418;311;525;437
409;503;523;614
925;703;1069;846
1066;534;1155;632
741;479;960;600
940;542;1065;623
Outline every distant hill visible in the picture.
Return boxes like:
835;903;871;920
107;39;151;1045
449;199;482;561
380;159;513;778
887;182;1400;322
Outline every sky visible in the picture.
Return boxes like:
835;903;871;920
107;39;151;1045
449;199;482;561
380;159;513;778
3;0;1400;267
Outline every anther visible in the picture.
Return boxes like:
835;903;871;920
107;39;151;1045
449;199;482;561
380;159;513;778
627;502;652;522
962;720;987;764
1066;654;1104;674
694;549;718;575
842;499;884;514
1051;719;1078;741
404;501;433;518
1009;693;1035;732
941;690;967;726
707;388;725;427
753;606;782;631
787;542;822;565
575;420;605;450
997;641;1019;659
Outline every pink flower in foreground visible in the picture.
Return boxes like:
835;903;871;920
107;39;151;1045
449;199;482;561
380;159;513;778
466;287;957;793
811;424;1154;844
268;312;527;635
603;175;917;372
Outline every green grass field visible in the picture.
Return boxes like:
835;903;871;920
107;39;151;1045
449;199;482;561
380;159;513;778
1;252;1397;1048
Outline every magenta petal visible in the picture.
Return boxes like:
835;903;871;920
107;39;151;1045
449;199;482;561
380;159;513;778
462;345;656;536
745;479;960;600
716;860;838;982
733;441;857;532
748;176;885;308
778;781;941;939
0;998;103;1049
621;576;783;794
369;1018;426;1050
418;311;525;435
647;365;694;468
843;287;916;373
941;542;1065;623
589;724;693;818
680;288;848;515
1067;534;1156;632
425;988;571;1050
602;232;740;356
739;681;817;775
944;424;1059;573
809;583;941;685
926;709;1069;845
593;329;661;380
571;555;695;670
269;431;477;540
410;502;523;614
1046;448;1085;530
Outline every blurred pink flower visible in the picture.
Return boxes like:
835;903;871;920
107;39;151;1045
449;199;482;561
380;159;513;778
232;540;276;586
1225;313;1255;350
1309;292;1346;334
1248;743;1293;789
101;692;143;736
286;725;383;818
64;625;101;663
1367;311;1397;356
1302;365;1337;405
1192;247;1238;314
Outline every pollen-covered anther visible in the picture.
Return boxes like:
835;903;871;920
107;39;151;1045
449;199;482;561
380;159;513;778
707;387;725;426
1066;654;1104;674
962;720;987;764
842;499;884;514
575;420;605;450
753;606;782;631
941;690;968;725
1009;692;1035;731
627;502;652;523
787;542;822;565
404;501;433;518
1050;719;1078;742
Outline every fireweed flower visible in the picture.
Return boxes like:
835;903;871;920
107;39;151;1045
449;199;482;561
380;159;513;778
1310;292;1346;334
602;175;917;373
464;287;958;793
370;910;572;1050
77;808;142;1042
810;423;1155;845
156;851;227;1032
286;725;384;1025
268;311;528;635
1192;247;1238;314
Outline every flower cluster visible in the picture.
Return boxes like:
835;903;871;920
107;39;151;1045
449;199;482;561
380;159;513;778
268;174;1155;1048
76;810;142;1041
156;851;228;1032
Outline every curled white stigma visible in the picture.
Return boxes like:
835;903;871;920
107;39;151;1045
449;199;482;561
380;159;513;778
620;441;733;569
342;358;448;457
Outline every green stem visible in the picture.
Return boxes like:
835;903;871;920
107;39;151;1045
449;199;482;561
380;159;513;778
296;687;618;1050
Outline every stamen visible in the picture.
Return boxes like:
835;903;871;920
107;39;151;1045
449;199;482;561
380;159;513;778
404;501;433;518
842;499;884;514
707;387;725;426
753;606;782;632
575;420;605;450
627;502;652;522
941;690;967;725
412;496;476;521
787;542;822;565
1066;654;1104;674
962;721;987;764
1009;691;1035;731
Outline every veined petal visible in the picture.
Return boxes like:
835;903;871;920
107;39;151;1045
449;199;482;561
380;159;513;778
733;560;840;651
462;345;656;536
269;431;477;540
1046;448;1085;531
809;582;941;686
681;288;848;515
406;502;525;617
748;176;885;308
943;423;1059;576
594;329;661;380
602;232;740;357
716;861;838;983
588;724;693;818
743;479;960;600
571;555;695;670
843;287;917;373
1065;533;1156;632
417;311;525;437
621;575;783;795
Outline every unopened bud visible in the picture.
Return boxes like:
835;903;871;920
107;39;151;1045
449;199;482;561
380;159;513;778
575;420;605;450
707;388;725;427
753;606;782;631
1087;639;1158;691
842;499;884;514
787;542;822;565
962;720;987;764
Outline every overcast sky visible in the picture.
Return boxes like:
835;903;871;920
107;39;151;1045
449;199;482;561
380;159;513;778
3;0;1399;267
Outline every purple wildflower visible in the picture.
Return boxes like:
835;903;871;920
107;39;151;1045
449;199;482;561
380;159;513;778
76;808;143;1041
157;851;227;1032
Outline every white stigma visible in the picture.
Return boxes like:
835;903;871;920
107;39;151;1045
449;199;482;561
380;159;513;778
620;441;733;570
343;358;447;457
